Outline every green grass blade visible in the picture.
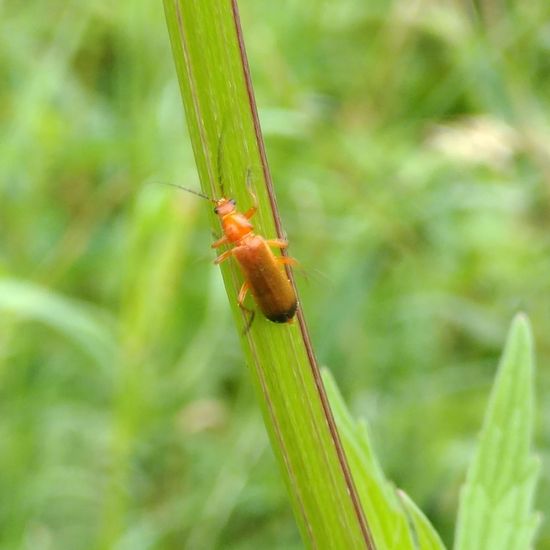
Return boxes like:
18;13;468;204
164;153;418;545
454;314;540;550
323;369;446;550
398;490;447;550
0;277;116;370
163;1;374;547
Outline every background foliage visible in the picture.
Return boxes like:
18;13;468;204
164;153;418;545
1;0;548;548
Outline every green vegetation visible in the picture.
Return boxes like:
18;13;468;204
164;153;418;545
164;1;372;546
1;0;548;548
455;315;538;550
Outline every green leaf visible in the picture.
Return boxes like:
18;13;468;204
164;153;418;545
0;278;116;370
323;369;446;550
454;314;540;550
398;490;447;550
163;1;374;547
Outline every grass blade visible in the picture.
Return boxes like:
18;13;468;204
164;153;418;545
163;1;374;547
0;278;115;370
323;368;447;550
398;490;447;550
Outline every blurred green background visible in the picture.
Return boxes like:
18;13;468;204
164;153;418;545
1;0;549;548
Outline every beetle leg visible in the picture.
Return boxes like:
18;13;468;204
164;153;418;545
212;235;230;249
214;248;233;264
244;205;257;219
265;239;288;249
237;281;255;333
277;256;298;266
237;281;250;305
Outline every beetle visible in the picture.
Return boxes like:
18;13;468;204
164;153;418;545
211;193;298;327
167;182;298;328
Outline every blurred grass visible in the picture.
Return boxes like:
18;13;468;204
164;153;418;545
1;0;549;548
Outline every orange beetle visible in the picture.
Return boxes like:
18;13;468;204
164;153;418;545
168;182;298;327
211;194;297;326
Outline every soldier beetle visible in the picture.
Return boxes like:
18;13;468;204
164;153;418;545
167;179;298;329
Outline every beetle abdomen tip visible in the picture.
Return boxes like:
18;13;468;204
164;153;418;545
266;301;298;324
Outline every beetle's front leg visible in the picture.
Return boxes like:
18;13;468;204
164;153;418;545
212;234;230;249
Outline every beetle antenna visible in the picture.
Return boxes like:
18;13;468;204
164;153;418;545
216;120;228;196
152;182;216;202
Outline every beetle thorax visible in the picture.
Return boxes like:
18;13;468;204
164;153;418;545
223;213;254;242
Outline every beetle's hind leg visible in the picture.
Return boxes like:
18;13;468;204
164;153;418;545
237;281;255;334
277;256;298;267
